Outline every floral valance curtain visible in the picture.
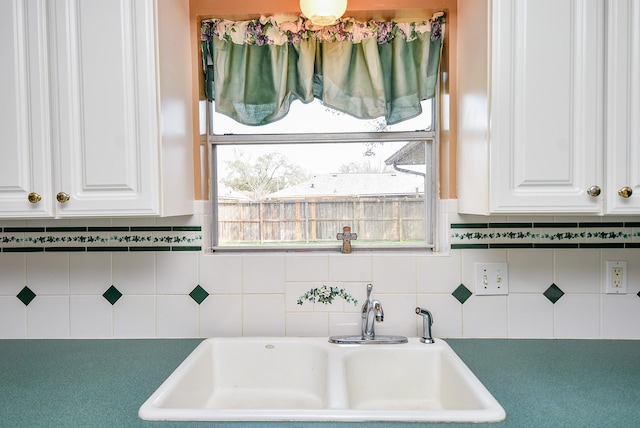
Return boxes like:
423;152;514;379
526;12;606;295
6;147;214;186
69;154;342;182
201;13;444;126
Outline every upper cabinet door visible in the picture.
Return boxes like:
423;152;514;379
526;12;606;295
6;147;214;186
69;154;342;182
606;0;640;214
0;0;53;217
489;0;605;213
48;0;160;216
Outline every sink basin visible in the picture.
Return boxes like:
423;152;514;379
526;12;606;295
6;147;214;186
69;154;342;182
139;337;505;422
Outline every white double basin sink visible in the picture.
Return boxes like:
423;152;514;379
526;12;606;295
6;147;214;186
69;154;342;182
139;337;505;423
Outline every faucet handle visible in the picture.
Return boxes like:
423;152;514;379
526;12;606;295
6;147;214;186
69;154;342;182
415;307;435;344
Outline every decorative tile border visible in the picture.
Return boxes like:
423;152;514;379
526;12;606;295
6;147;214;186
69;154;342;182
451;222;640;249
0;226;202;252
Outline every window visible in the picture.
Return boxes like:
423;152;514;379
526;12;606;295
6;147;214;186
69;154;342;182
207;98;438;252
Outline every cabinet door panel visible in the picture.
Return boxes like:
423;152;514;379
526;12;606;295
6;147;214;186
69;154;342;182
50;0;159;216
0;0;52;217
490;0;604;212
606;0;640;213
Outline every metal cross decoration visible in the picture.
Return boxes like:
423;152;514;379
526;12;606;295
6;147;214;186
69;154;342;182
337;226;357;253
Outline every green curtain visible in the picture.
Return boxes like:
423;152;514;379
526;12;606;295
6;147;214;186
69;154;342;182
201;14;444;126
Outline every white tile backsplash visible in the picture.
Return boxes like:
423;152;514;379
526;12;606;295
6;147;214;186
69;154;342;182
328;254;372;282
417;251;461;293
113;295;156;338
508;294;554;338
199;254;242;294
26;252;69;295
70;295;112;338
156;295;199;337
1;202;640;340
112;252;155;295
286;312;329;337
285;254;329;282
27;296;69;338
200;294;242;337
554;250;601;294
242;294;285;336
463;295;508;338
242;255;286;294
69;252;111;295
508;250;554;293
602;295;640;339
554;294;601;339
156;252;198;294
372;255;417;293
0;253;25;296
0;296;26;338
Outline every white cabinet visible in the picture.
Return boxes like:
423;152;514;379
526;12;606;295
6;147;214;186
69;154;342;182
458;0;639;215
0;0;194;218
606;0;640;214
0;0;53;217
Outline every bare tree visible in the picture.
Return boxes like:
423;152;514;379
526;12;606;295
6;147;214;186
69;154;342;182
222;150;309;200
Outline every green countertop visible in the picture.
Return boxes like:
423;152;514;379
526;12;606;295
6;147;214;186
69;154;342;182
1;339;639;428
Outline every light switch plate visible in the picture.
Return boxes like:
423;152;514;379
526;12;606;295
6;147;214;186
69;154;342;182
475;263;509;295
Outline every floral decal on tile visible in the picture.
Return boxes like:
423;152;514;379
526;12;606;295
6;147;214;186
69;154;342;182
297;285;358;306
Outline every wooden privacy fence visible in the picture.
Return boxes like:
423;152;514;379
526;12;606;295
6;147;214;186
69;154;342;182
218;198;425;244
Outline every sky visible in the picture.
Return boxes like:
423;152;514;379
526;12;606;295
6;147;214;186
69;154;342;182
208;98;432;176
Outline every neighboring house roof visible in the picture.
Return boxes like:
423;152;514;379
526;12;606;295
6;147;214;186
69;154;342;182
267;173;424;199
218;185;252;201
384;141;425;166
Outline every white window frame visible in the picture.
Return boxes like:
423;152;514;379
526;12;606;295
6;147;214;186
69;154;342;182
207;105;439;253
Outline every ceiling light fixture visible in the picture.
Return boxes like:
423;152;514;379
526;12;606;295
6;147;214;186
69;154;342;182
300;0;347;26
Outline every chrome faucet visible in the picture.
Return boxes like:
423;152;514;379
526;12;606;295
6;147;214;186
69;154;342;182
361;284;383;340
415;307;434;344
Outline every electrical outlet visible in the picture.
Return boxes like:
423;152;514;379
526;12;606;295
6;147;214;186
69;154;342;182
605;261;627;294
475;263;509;295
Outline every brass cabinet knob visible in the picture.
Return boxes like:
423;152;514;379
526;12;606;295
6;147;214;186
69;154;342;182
28;192;42;203
618;187;633;198
56;192;70;203
586;186;601;197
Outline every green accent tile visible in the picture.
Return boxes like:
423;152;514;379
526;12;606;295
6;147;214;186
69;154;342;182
451;244;489;250
489;223;533;228
130;226;172;232
45;247;86;252
579;222;623;228
172;246;202;252
87;246;129;252
452;284;472;304
102;285;122;305
533;243;580;249
450;223;489;229
3;247;45;253
490;243;534;249
533;222;578;228
543;283;565;304
129;246;171;252
16;286;36;306
579;243;625;249
45;227;87;232
88;226;130;232
172;226;202;231
4;227;45;233
189;285;209;304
